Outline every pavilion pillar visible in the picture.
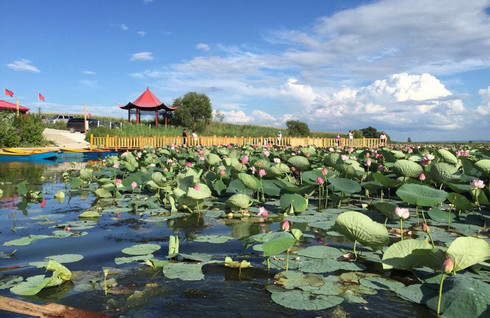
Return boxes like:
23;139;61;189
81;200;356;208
128;110;130;123
165;110;168;127
136;110;139;124
155;110;158;127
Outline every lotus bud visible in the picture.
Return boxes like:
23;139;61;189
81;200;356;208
193;184;200;191
258;169;266;177
131;181;137;189
186;162;193;168
113;162;119;169
378;164;384;171
273;158;281;164
316;176;324;185
219;169;226;175
422;222;430;233
419;173;426;181
241;156;249;165
257;207;269;217
442;257;454;274
291;166;296;172
394;207;410;220
305;152;310;157
365;158;372;167
365;152;370;158
322;167;328;175
65;226;71;231
282;220;290;231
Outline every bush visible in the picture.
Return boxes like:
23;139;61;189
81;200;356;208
19;115;45;145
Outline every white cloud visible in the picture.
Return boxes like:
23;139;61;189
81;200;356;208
137;31;146;37
476;86;490;115
82;70;96;75
7;59;40;73
130;52;154;61
120;24;128;31
196;43;210;51
217;110;253;123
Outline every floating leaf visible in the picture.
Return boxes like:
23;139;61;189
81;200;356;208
224;256;251;269
122;243;161;256
296;246;344;259
10;275;50;296
3;235;51;246
262;232;296;257
274;270;324;289
194;235;234;244
115;254;154;265
359;276;404;291
269;289;343;310
162;263;205;281
79;211;101;218
280;194;308;213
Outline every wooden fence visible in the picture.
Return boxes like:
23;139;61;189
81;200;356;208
90;135;386;150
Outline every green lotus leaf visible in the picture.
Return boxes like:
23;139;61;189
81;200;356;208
162;263;205;281
224;256;251;269
447;237;490;272
280;193;308;212
0;275;23;290
193;235;234;244
287;156;311;171
262;179;283;196
328;178;361;195
359;276;404;291
301;169;325;185
393;160;423;178
94;188;112;198
187;183;212;200
268;289;344;310
296;246;345;259
333;211;389;250
372;172;402;188
168;235;179;255
238;173;260;191
151;171;167;187
391;150;406;159
206;153;221;165
427;208;456;222
45;260;72;287
426;276;490;318
447;192;475;211
122;243;161;256
3;235;51;246
436;149;458;164
325;153;342;167
79;211;101;218
382;239;435;270
474;159;490;178
79;168;93;181
29;254;84;268
430;162;459;183
212;179;227;195
274;271;324;290
10;275;50;296
300;258;366;273
394;283;437;305
396;184;448;207
115;254;154;265
372;201;398;220
226;193;252;209
270;163;291;176
262;232;296;257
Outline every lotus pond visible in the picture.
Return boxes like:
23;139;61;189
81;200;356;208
0;144;489;317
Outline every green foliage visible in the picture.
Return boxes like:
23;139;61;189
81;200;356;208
172;92;213;131
286;120;310;137
0;112;21;147
18;115;45;145
360;126;380;138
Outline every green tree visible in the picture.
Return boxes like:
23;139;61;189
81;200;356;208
18;115;45;145
172;92;213;131
286;120;310;137
360;126;380;138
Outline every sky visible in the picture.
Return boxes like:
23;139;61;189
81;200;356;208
2;0;490;142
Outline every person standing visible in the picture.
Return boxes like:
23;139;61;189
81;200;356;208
192;130;198;146
336;133;341;147
277;130;282;145
348;130;354;145
182;129;188;146
380;131;387;146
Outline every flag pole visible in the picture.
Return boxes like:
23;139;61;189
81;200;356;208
16;99;19;117
84;104;87;135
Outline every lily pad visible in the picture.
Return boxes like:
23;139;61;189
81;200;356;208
193;235;234;244
447;237;490;272
269;289;343;310
296;246;345;259
162;263;205;281
122;243;161;256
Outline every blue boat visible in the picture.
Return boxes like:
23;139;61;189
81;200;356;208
0;150;58;162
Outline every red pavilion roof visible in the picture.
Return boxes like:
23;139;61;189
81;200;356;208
120;88;178;111
0;100;30;113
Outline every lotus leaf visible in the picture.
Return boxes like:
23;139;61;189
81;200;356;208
238;173;260;191
437;149;458;165
474;159;490;177
427;208;455;222
446;237;490;272
79;211;101;218
372;201;398;220
426;276;490;318
394;283;436;305
206;153;221;165
393;160;423;178
3;235;51;246
226;193;252;209
261;179;283;196
430;162;459;183
391;150;406;159
328;178;361;195
94;188;112;198
122;243;161;256
300;258;366;273
396;184;448;207
359;276;404;291
325;153;342;167
274;270;324;289
262;232;296;256
10;275;51;296
212;179;227;195
280;193;308;212
372;172;402;188
193;235;234;244
269;289;344;310
168;236;179;255
296;246;344;259
79;168;93;181
382;239;434;270
270;163;290;176
333;211;389;250
301;169;325;185
115;254;154;265
287;156;311;171
0;276;23;290
162;263;205;281
187;183;212;200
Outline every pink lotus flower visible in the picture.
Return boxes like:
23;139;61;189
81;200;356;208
365;152;370;158
378;164;384;171
249;166;256;174
442;257;454;274
321;167;328;175
193;184;200;191
258;169;266;177
419;173;426;181
199;156;205;161
257;207;269;217
263;150;270;157
394;207;410;220
328;147;334;152
407;148;413;154
219;169;226;175
273;158;281;164
115;179;122;188
282;220;290;231
290;166;296;172
257;161;262;167
65;226;71;232
470;179;485;189
116;212;122;218
113;162;119;169
241;156;249;165
365;159;372;167
316;176;324;185
186;162;193;168
131;181;137;189
341;155;348;161
305;152;310;157
163;167;168;172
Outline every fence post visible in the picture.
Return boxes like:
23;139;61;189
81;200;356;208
106;134;109;149
139;136;142;149
114;136;118;151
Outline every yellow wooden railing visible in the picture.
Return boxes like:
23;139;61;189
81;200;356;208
90;135;387;150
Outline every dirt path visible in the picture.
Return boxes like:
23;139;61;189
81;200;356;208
43;128;90;149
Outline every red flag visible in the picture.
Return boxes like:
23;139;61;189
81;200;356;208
38;93;45;101
5;89;14;97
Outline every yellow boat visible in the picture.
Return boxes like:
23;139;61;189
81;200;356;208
2;147;56;154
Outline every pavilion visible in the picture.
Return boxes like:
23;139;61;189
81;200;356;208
119;88;178;127
0;100;29;113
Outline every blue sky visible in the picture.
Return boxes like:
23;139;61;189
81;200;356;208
2;0;490;141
